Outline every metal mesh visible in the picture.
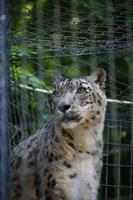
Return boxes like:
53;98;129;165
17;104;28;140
100;104;133;199
9;0;133;57
2;0;133;199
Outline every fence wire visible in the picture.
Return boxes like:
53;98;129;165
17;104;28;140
9;0;133;57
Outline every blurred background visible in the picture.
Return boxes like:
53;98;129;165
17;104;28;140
0;0;133;199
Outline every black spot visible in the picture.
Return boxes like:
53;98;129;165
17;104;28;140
16;156;22;168
27;151;34;159
36;187;40;198
16;184;21;191
85;89;88;94
46;150;50;156
30;137;37;144
90;116;96;120
86;151;90;155
44;168;49;175
34;173;41;198
51;132;55;139
46;196;52;200
68;142;75;149
85;101;93;104
62;129;74;140
88;87;92;91
48;178;57;188
98;100;102;106
27;143;31;148
48;173;53;180
51;179;57;188
63;160;71;168
15;190;21;197
92;93;96;102
69;173;77;179
12;176;19;182
97;111;100;115
13;184;21;198
18;147;23;154
10;161;14;167
27;161;34;168
79;150;82;153
47;181;51;187
55;154;62;161
48;153;54;162
55;136;60;143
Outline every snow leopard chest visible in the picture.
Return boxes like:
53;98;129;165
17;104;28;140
38;128;103;200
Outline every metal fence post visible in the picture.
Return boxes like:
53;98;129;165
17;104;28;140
0;0;9;199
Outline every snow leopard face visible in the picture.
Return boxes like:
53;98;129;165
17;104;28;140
53;68;107;129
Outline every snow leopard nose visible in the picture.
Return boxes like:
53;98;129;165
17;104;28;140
58;103;71;113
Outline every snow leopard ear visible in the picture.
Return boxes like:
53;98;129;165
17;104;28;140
53;71;63;86
90;68;106;91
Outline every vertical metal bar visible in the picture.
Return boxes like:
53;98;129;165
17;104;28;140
53;0;62;73
20;0;29;140
0;0;9;200
87;1;98;70
129;86;133;200
118;121;121;199
36;0;45;127
70;0;79;70
126;1;133;198
105;120;110;200
106;0;118;199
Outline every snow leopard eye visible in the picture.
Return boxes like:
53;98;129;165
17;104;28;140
77;87;86;94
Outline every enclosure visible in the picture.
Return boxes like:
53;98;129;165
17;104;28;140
0;0;133;199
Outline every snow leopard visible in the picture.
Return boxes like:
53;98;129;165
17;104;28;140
10;68;107;200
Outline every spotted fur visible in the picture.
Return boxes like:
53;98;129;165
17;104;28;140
10;68;107;200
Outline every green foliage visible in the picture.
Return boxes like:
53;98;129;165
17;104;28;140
10;66;46;88
65;66;79;77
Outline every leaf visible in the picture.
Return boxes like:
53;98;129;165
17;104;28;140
65;66;79;77
28;75;46;88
